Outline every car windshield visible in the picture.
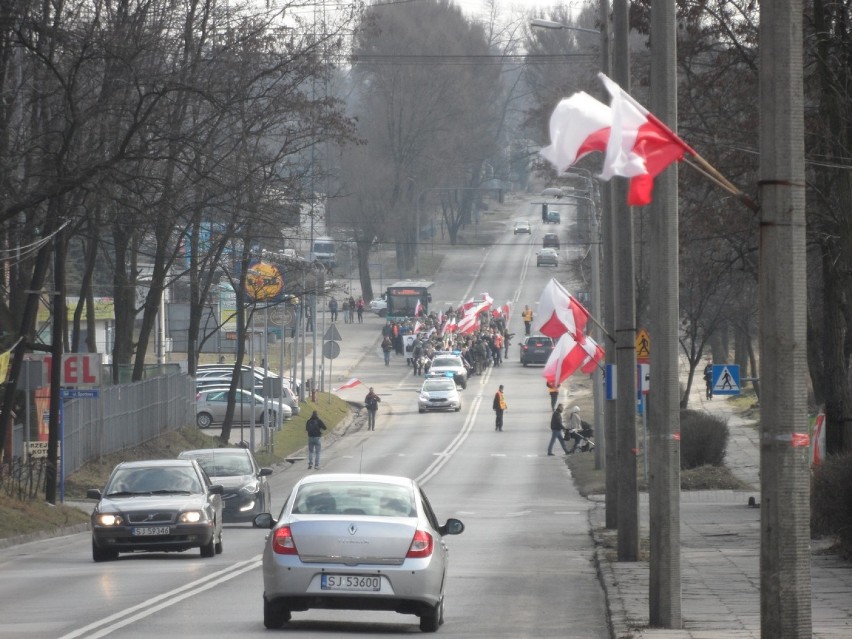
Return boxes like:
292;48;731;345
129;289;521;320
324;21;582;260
185;453;253;477
106;467;202;495
292;482;415;517
431;357;460;368
423;380;455;392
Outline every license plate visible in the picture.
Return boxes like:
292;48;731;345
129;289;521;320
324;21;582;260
321;575;381;591
131;526;170;536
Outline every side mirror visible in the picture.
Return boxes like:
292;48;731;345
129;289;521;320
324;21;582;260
209;484;224;495
439;518;465;536
259;468;273;477
86;488;102;500
253;512;275;529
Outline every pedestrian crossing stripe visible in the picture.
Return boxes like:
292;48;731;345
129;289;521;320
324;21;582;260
712;364;740;395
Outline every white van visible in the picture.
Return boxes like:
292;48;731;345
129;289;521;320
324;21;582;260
309;236;336;269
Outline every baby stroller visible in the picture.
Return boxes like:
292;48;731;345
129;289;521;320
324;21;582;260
564;420;595;454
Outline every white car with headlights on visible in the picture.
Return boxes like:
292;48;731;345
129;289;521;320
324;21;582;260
418;377;462;413
253;473;465;632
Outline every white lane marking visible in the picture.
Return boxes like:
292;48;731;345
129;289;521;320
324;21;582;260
417;396;481;486
58;556;262;639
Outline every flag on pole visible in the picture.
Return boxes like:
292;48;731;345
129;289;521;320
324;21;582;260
414;299;423;317
539;92;612;172
333;378;361;392
542;333;589;385
580;336;605;374
598;72;696;206
457;312;479;335
533;278;590;341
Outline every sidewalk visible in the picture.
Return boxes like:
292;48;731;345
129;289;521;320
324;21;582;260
594;392;852;639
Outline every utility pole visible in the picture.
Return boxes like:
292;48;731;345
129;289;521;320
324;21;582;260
759;3;812;637
612;0;639;562
647;0;681;627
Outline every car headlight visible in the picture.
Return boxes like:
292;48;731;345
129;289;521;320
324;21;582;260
240;480;260;495
94;513;123;526
179;511;206;524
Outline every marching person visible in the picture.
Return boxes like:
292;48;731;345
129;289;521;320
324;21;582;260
364;387;381;431
492;384;507;431
703;358;714;399
305;410;327;470
548;404;570;455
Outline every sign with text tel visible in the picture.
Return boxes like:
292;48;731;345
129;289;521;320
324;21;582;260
61;353;102;387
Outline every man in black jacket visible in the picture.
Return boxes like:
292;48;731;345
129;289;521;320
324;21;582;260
306;410;327;469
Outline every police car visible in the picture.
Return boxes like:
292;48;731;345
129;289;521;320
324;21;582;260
426;353;468;390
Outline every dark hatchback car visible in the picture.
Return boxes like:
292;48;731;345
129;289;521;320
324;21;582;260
520;335;555;366
178;447;273;522
542;232;560;249
87;459;224;561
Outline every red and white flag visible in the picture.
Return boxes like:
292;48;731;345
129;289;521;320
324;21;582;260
580;336;605;374
441;316;457;334
414;300;423;317
542;333;589;385
533;279;590;341
539;92;611;172
333;378;361;392
413;320;422;334
457;312;479;335
598;72;695;206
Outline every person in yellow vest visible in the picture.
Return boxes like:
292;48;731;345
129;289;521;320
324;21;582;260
492;385;507;431
546;379;560;410
521;305;533;335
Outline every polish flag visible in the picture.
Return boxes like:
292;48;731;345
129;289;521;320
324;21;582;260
333;378;361;392
413;320;422;334
598;73;695;206
442;316;457;334
457;313;478;335
414;300;423;317
533;279;590;340
539;92;611;172
579;336;605;374
542;333;589;385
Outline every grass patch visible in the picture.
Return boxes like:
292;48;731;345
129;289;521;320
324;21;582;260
1;392;353;542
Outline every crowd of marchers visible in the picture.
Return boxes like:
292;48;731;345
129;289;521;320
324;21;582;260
378;301;514;379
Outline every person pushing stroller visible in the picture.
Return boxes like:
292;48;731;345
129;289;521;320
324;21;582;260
565;406;595;453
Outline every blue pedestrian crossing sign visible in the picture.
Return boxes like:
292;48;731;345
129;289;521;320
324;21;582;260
712;364;740;395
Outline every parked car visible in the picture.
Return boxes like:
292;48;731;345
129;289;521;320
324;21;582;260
426;353;468;389
195;387;291;429
513;220;531;235
536;248;559;267
178;448;272;522
87;459;224;561
520;335;555;366
196;364;302;395
369;296;388;316
545;209;561;224
253;473;465;632
418;377;462;413
542;232;560;249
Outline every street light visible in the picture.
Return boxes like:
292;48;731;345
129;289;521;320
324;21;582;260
530;18;601;36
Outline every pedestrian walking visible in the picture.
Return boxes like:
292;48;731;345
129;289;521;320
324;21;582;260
547;379;560;410
703;359;713;399
348;296;356;323
492;384;507;431
305;410;327;469
521;305;533;336
381;335;393;366
356;297;365;323
364;387;381;431
547;404;570;455
329;298;338;322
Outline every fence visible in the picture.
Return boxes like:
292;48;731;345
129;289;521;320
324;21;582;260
60;373;195;476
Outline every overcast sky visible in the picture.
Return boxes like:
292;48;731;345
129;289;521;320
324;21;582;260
452;0;566;19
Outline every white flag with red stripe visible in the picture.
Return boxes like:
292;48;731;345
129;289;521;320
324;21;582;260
543;334;589;385
333;378;361;392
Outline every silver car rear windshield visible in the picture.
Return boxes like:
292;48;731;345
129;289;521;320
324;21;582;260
292;483;415;517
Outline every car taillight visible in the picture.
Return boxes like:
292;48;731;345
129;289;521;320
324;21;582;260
271;525;298;555
406;530;434;558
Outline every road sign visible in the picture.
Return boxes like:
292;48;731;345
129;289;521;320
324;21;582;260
323;324;343;342
322;341;341;360
637;363;650;397
62;388;100;399
712;364;740;395
635;328;650;361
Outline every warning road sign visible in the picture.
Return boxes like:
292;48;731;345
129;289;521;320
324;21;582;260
712;364;740;395
635;329;650;361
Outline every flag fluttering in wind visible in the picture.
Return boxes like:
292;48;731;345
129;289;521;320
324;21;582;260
598;73;695;206
333;378;361;392
539;92;611;171
580;336;605;374
539;73;696;207
441;316;457;334
543;333;590;385
533;279;590;341
457;312;478;335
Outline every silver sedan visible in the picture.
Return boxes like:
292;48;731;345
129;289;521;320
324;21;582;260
254;473;465;632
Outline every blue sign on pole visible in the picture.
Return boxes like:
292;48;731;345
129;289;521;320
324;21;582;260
61;388;100;399
711;364;740;396
605;364;616;400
